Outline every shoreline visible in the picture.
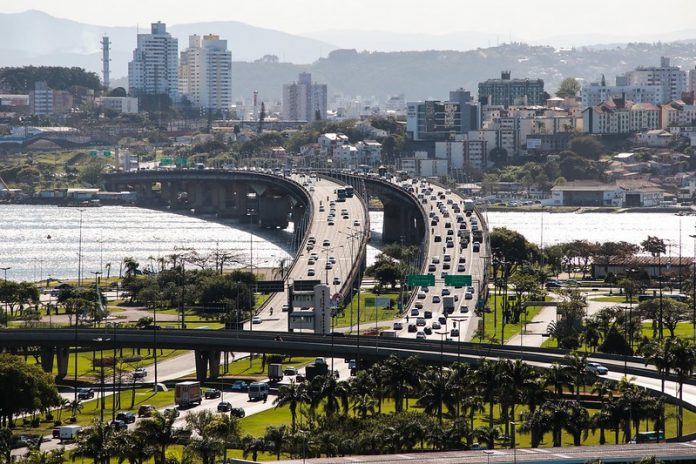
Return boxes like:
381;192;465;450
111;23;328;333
486;205;694;214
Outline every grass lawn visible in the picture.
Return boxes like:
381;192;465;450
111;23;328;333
641;321;696;339
220;355;316;378
476;296;545;344
592;295;631;303
333;291;401;329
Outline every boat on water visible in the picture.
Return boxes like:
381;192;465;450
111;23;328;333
58;200;101;208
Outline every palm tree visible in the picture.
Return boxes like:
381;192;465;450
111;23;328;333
544;363;572;396
669;338;696;437
107;429;151;464
135;409;178;464
476;359;500;426
273;380;308;431
563;400;590;446
73;419;113;464
564;351;588;397
543;400;569;447
122;257;140;279
315;374;350;418
416;367;452;425
208;413;241;464
263;425;287;461
520;409;551;448
474;424;501;450
382;355;419;413
69;399;83;419
352;393;376;419
641;339;676;437
185;411;225;464
55;398;70;423
272;258;290;280
241;434;266;462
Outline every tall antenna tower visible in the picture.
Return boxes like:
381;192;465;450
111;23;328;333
101;36;111;90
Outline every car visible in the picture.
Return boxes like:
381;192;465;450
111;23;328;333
322;240;330;247
282;304;289;312
116;411;136;424
415;302;423;309
441;271;449;278
410;308;419;316
459;305;469;314
393;322;403;330
132;367;147;379
353;220;360;227
432;295;441;304
446;241;454;248
408;324;417;333
327;220;335;226
443;262;451;270
457;264;466;272
328;256;336;264
416;317;426;326
467;286;475;293
428;264;437;272
431;256;440;264
319;206;325;212
163;408;180;417
450;328;460;337
325;262;333;270
77;388;95;400
424;310;432;319
230;407;246;418
332;277;341;285
438;315;447;324
252;316;262;324
416;331;426;340
545;281;562;288
434;235;442;242
465;292;473;300
138;405;154;417
231;380;249;392
306;243;314;251
217;401;232;412
423;326;433;335
308;258;316;265
308;268;316;276
587;362;609;375
110;420;128;431
283;367;298;376
422;286;429;293
432;321;441;330
441;288;450;296
443;255;451;262
417;292;426;299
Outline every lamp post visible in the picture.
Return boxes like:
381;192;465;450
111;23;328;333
77;209;84;287
92;336;111;422
0;266;10;327
690;234;696;340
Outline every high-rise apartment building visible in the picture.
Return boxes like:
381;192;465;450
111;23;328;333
281;73;327;121
622;57;687;103
179;34;232;111
128;22;179;101
478;71;545;107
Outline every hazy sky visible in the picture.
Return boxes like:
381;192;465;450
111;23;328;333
3;0;695;39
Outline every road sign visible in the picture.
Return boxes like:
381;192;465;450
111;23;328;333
375;297;391;308
407;274;435;287
256;280;284;293
445;275;472;287
293;279;321;292
364;297;375;307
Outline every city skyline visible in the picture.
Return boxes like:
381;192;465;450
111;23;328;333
3;0;696;45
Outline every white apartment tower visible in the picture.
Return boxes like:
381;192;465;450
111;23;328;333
179;34;232;111
623;57;687;103
282;72;327;121
128;22;179;101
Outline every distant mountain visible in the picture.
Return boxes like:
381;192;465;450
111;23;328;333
0;10;336;77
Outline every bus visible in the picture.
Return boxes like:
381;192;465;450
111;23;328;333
344;185;354;198
336;188;347;202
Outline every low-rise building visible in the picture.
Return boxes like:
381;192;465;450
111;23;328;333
95;96;139;114
582;98;660;135
635;129;674;147
551;181;625;206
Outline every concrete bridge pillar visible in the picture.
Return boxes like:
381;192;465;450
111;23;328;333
207;351;221;379
40;346;55;374
259;194;290;228
56;347;70;378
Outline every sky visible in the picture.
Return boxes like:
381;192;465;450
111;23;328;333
2;0;695;40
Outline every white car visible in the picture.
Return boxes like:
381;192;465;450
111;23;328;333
586;362;608;375
252;316;262;324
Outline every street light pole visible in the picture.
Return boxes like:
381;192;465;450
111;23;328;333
690;233;696;340
0;266;10;327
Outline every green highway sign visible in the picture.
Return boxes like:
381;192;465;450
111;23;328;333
445;275;472;287
407;274;435;287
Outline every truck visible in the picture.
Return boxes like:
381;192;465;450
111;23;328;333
248;382;269;401
464;199;475;212
305;362;329;381
268;363;283;382
443;296;455;314
175;381;202;408
58;425;82;442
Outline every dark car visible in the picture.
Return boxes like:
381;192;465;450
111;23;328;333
163;408;180;417
137;405;154;417
545;281;562;288
116;411;136;424
110;420;128;431
230;381;249;392
205;389;221;399
407;323;417;333
217;401;232;412
230;407;246;418
77;388;94;400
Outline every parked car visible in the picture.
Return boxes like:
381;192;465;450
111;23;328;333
115;411;136;424
137;405;154;417
205;389;221;399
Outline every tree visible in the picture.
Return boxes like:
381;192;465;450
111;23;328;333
241;435;266;462
135;410;178;464
559;152;593;181
668;338;696;437
73;419;113;464
490;227;539;268
556;77;581;98
273;380;308;432
568;136;605;160
264;425;287;460
0;354;60;427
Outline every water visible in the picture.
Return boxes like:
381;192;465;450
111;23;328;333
487;211;696;256
0;205;293;282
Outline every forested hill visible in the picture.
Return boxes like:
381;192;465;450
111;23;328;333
234;41;696;101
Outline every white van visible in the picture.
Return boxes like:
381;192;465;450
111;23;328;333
248;382;269;401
